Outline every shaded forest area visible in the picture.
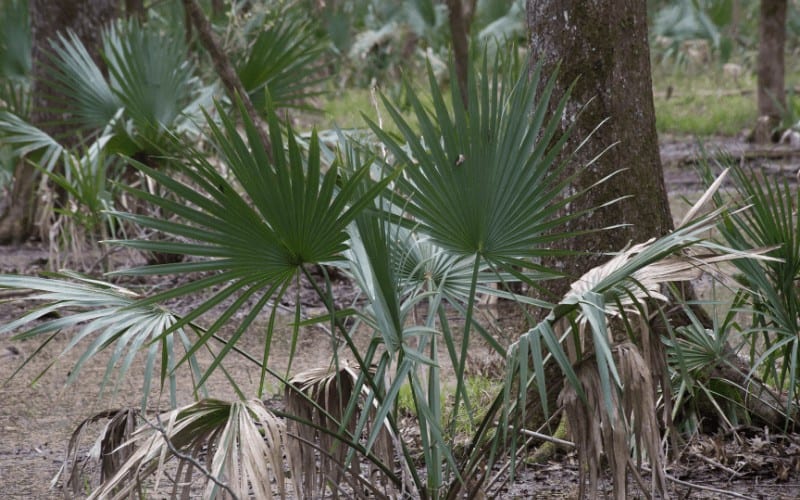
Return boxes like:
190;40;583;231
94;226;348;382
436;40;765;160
2;1;800;498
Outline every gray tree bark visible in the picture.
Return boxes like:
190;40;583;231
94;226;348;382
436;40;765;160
528;0;673;291
0;0;118;244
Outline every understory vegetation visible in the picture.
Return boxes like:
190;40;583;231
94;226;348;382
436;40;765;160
0;1;799;498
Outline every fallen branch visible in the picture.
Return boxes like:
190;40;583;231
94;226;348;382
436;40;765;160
689;450;746;479
663;145;800;168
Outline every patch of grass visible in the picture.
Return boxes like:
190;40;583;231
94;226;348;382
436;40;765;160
396;375;500;435
653;64;756;136
653;63;800;137
304;79;449;139
655;92;754;136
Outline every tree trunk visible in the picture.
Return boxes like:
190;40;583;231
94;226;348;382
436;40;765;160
125;0;146;22
0;0;118;244
524;0;792;438
522;0;673;437
528;0;673;283
446;0;470;108
754;0;787;143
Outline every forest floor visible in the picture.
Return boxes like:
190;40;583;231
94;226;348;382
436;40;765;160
2;136;800;498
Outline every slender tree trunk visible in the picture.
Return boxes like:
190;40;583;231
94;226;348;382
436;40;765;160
125;0;145;21
211;0;225;20
755;0;787;143
0;0;118;244
446;0;470;108
181;0;272;158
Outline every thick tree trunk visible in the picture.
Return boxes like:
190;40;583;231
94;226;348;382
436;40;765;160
523;0;673;438
0;0;118;244
755;0;787;143
528;0;673;284
524;0;791;437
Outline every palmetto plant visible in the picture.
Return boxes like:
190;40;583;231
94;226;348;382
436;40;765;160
699;162;800;419
0;8;330;261
0;51;774;499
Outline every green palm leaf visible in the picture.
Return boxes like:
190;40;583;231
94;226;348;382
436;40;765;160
47;30;121;131
0;272;204;410
237;10;329;112
103;20;196;144
0;110;65;171
702;161;800;409
369;56;581;270
108;98;392;387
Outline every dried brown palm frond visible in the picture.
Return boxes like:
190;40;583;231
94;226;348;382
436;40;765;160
285;363;400;499
87;399;294;500
489;170;785;499
53;407;139;495
559;342;667;500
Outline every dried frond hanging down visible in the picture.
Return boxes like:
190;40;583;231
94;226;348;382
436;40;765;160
285;363;399;499
559;343;668;500
53;407;139;495
86;399;293;500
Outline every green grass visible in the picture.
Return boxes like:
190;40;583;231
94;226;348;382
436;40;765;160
305;80;450;138
655;92;755;136
652;63;757;136
653;62;800;137
397;375;501;437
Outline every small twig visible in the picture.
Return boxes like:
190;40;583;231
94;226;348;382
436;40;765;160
142;413;239;500
689;450;746;478
181;0;273;160
641;465;757;500
515;426;575;448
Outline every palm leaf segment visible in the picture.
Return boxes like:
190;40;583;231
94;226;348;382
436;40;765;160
110;99;392;384
0;272;203;410
236;8;329;112
87;399;294;500
372;58;575;268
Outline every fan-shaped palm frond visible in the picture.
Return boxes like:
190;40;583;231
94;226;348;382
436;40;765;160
103;19;196;144
87;399;294;500
0;272;204;409
236;10;329;112
370;56;585;270
43;19;204;153
701;161;800;415
107;98;393;389
47;30;121;132
0;110;65;172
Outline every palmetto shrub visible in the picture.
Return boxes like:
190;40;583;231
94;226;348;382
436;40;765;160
0;54;774;499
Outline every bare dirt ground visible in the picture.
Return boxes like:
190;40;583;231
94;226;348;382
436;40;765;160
2;136;800;498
